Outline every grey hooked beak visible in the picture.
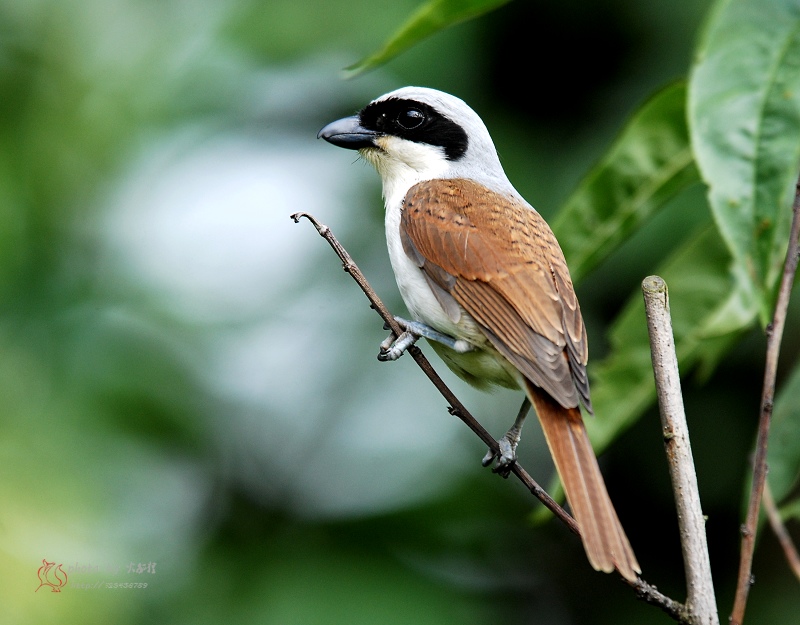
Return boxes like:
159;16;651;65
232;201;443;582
318;115;378;150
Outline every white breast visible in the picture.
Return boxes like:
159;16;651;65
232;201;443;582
384;195;453;326
365;139;459;336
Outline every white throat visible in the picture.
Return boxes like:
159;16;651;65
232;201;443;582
362;136;450;209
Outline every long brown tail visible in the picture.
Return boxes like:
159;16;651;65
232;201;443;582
526;381;640;582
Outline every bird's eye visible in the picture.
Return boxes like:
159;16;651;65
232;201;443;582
397;108;425;130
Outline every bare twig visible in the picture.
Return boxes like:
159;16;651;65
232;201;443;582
642;276;719;625
763;480;800;582
730;178;800;625
633;580;692;623
292;211;689;622
289;212;578;527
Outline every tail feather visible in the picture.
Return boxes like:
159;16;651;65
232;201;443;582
526;381;640;582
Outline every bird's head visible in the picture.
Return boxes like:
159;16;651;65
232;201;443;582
318;87;512;199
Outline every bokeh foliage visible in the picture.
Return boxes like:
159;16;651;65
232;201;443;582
1;0;799;624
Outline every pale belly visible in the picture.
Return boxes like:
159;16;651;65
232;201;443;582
428;341;521;390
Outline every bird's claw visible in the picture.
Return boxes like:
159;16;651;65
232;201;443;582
481;431;520;478
378;316;474;361
378;331;419;361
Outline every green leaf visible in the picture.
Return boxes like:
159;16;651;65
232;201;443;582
553;82;698;283
688;0;800;326
344;0;511;77
584;224;757;452
767;361;800;516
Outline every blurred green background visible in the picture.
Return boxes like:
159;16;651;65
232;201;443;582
2;0;798;623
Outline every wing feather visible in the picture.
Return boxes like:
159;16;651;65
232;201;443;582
401;178;590;411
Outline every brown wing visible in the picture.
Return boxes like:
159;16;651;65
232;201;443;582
400;178;591;412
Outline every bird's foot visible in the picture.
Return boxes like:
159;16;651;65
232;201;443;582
378;317;472;361
481;427;522;478
378;329;419;361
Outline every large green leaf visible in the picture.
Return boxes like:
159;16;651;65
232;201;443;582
552;82;698;283
344;0;510;77
548;82;763;451
584;225;756;452
767;361;800;518
531;85;748;517
688;0;800;326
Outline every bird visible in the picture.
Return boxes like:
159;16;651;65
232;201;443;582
318;86;640;582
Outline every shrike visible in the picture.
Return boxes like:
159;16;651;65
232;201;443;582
318;86;640;582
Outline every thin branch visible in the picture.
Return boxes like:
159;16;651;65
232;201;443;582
730;177;800;625
642;276;719;625
292;211;689;622
763;480;800;582
289;212;576;527
634;581;692;623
